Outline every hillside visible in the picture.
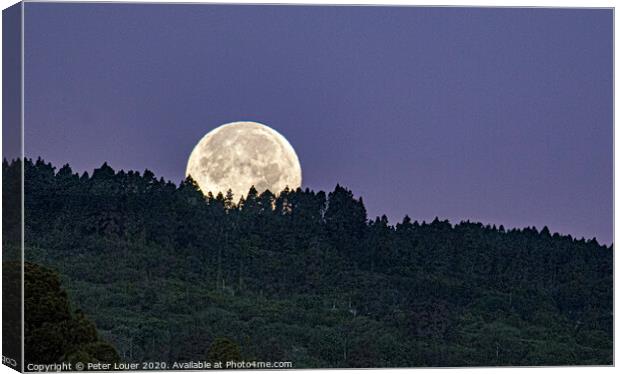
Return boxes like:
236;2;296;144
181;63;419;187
3;158;613;367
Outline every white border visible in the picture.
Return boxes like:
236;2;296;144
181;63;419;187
6;0;618;7
0;1;616;374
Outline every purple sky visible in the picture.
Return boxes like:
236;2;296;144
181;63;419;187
21;4;612;244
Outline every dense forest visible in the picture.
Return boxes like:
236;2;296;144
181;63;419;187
2;158;613;367
4;261;120;365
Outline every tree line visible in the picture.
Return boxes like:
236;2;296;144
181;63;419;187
2;158;613;367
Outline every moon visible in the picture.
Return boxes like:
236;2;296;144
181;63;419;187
186;121;302;197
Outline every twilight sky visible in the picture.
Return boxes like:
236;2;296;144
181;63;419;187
22;4;612;244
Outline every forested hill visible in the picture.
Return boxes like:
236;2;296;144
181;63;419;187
4;158;613;367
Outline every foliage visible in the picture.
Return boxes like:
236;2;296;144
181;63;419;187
11;261;120;364
207;337;241;362
4;158;613;367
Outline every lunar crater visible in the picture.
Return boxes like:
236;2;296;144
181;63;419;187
186;121;302;197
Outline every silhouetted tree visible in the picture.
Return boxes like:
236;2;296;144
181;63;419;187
5;157;611;367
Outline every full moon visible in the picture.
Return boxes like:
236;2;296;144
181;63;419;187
186;121;302;197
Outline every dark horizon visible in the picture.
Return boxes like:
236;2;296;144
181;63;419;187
16;4;613;243
7;155;612;246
